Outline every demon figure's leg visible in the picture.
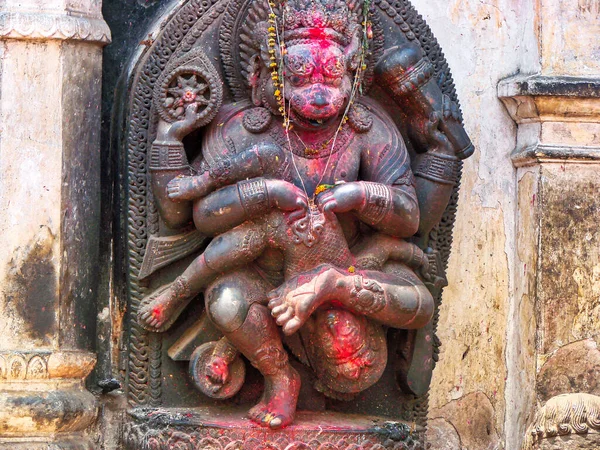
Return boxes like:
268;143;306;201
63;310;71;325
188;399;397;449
268;263;433;335
205;270;300;430
138;221;267;331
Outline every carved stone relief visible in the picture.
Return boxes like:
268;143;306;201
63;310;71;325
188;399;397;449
120;0;472;446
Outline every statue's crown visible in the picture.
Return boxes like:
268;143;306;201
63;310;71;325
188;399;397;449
282;0;360;46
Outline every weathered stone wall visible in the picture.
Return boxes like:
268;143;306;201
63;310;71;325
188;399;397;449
412;1;538;448
416;1;600;449
0;0;110;448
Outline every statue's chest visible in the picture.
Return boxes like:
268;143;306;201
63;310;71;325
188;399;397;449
286;146;361;196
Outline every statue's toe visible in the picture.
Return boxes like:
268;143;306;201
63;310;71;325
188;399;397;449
274;307;294;326
269;416;283;429
282;317;302;336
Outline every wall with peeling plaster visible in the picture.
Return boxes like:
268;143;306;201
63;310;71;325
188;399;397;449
417;1;600;449
413;0;540;448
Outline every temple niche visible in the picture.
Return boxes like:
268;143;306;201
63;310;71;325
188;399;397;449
0;0;599;448
118;0;472;448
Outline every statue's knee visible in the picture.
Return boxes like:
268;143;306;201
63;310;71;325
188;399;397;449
206;283;249;333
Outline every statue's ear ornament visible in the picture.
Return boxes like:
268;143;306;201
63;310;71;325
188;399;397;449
153;48;223;128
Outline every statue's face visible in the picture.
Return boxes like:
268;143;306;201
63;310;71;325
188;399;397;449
282;41;353;128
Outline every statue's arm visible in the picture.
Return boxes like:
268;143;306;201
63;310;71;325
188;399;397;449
193;178;308;236
316;128;420;238
149;105;202;230
411;113;461;238
167;144;286;202
356;181;419;238
357;113;460;239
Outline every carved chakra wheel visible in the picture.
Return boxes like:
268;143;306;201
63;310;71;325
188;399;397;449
120;0;473;448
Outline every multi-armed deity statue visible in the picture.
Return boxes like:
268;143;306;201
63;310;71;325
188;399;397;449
122;0;472;447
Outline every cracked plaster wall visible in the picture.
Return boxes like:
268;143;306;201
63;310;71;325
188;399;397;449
414;0;540;448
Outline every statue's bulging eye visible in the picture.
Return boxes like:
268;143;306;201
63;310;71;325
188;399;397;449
289;75;308;87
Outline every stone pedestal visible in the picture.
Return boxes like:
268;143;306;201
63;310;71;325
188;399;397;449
0;1;110;447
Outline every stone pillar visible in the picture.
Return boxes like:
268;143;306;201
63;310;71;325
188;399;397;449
499;0;600;448
0;1;110;448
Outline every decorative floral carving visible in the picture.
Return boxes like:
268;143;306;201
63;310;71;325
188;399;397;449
0;351;95;381
0;352;47;380
154;48;224;127
0;12;111;44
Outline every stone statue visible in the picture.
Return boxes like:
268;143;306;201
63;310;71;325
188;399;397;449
123;0;472;445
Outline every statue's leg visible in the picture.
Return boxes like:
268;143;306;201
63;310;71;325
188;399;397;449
138;221;267;331
206;270;300;430
269;263;433;335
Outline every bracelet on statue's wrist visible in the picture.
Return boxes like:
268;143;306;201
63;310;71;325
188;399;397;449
359;182;393;226
413;152;460;185
213;339;238;364
149;140;188;171
238;178;269;218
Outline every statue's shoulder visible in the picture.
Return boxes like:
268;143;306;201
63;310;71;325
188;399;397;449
354;97;404;149
203;101;277;160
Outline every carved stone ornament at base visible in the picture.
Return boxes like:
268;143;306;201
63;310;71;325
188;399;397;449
0;351;97;449
120;0;473;443
523;394;600;450
124;407;423;449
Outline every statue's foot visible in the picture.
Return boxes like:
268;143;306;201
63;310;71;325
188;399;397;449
167;175;210;202
268;264;340;335
138;281;192;332
248;365;300;429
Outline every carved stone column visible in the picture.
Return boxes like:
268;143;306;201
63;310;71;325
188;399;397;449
0;1;111;448
499;1;600;448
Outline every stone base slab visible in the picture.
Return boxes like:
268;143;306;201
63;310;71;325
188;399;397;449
0;437;94;450
537;432;600;450
124;407;423;450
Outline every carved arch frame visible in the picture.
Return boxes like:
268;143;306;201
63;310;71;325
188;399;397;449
121;0;464;426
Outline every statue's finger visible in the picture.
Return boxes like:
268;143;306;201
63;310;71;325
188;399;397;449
317;191;334;205
322;200;337;216
271;304;289;317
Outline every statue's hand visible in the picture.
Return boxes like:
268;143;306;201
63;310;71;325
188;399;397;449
316;182;366;216
266;179;309;213
414;94;461;156
158;103;201;142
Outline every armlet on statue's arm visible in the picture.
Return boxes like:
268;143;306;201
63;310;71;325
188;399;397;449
149;140;189;171
413;152;460;186
357;182;394;226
